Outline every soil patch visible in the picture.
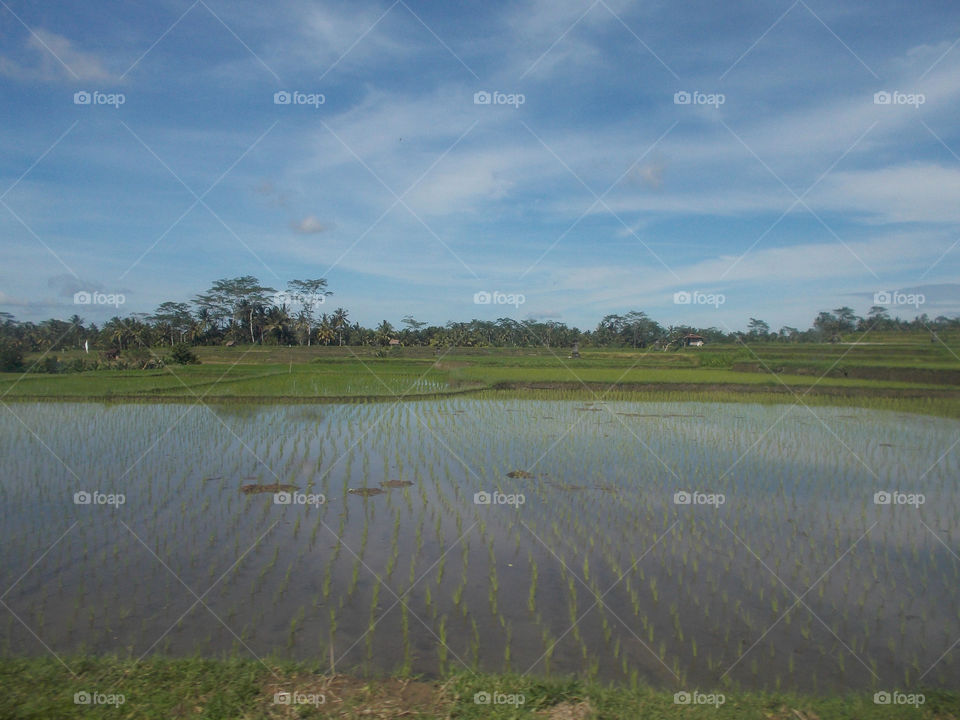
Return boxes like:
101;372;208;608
263;673;449;718
348;487;386;497
536;700;594;719
240;483;297;494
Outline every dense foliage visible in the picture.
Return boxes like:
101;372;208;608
0;276;955;359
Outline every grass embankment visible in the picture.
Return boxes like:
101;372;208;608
3;656;958;719
1;338;958;417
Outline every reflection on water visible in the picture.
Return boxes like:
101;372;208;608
1;400;957;692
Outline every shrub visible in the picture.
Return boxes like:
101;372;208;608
123;347;164;369
697;352;735;368
39;355;60;374
170;343;200;365
0;342;24;372
67;358;90;373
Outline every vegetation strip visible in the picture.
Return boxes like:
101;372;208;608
2;379;958;419
2;657;958;718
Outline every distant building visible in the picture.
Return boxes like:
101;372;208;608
682;333;705;347
388;338;401;346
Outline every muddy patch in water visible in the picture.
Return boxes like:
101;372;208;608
615;412;705;418
240;483;298;494
380;480;414;488
545;481;619;494
348;487;386;497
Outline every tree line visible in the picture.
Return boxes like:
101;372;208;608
0;276;956;359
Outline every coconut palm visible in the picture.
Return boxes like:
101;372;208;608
263;305;293;345
330;308;349;346
316;313;335;346
375;320;394;346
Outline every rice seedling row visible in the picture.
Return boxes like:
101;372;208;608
1;399;957;693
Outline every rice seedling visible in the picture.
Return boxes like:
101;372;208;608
0;398;956;692
528;561;538;612
437;615;449;672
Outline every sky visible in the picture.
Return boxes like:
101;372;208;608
1;0;959;332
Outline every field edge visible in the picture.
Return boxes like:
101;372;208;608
2;655;958;719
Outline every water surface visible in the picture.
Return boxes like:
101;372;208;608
1;399;957;692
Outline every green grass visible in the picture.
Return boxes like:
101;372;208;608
473;387;960;419
2;656;957;719
449;363;950;389
2;341;958;417
0;360;462;400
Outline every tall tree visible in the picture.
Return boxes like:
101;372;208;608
375;320;394;346
813;311;839;339
595;314;624;346
263;304;293;345
152;302;193;346
865;305;891;331
400;315;426;345
747;318;770;339
623;310;661;348
316;313;335;345
194;276;275;344
330;308;349;347
286;279;332;346
833;306;858;333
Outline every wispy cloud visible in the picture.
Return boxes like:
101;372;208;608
291;215;331;234
0;29;117;82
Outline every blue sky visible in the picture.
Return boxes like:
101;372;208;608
1;0;959;331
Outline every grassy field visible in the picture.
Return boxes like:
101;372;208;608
3;341;959;715
1;338;958;417
3;656;958;719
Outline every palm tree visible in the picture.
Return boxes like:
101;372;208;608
126;315;150;348
331;308;349;347
375;320;395;346
293;310;311;346
105;317;128;350
263;305;293;345
316;313;335;346
193;307;213;340
67;314;85;349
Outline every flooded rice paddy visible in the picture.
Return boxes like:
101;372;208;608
1;399;958;693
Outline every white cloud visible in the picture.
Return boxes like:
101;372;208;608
811;164;960;223
293;2;421;72
291;215;331;234
633;159;665;190
0;290;30;307
0;29;117;82
404;151;520;214
534;229;953;317
503;0;646;78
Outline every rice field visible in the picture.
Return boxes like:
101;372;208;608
0;361;454;399
1;399;957;694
